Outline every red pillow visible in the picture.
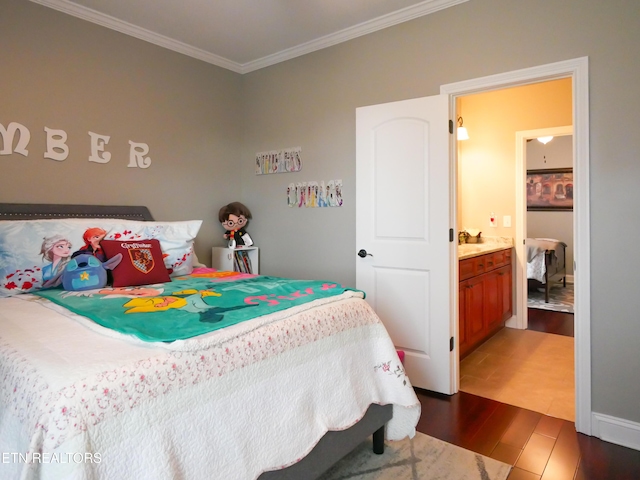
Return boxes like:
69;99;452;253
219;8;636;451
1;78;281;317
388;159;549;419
101;239;171;287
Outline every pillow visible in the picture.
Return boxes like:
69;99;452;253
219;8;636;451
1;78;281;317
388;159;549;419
101;239;171;287
61;254;109;291
0;218;202;297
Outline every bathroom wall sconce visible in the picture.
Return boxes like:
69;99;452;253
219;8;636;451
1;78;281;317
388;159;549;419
537;136;553;144
457;117;469;141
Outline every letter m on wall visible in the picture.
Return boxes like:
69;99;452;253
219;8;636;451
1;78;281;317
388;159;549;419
0;122;30;156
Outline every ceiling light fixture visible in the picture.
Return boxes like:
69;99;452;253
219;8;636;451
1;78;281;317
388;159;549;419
537;136;553;145
457;117;469;141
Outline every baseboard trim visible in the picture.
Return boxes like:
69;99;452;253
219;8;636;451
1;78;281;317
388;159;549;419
592;412;640;451
566;275;574;284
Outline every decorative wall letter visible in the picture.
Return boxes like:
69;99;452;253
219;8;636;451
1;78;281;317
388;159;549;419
44;127;69;161
2;119;153;169
288;179;343;208
0;122;30;156
88;132;112;164
255;147;302;175
128;141;151;169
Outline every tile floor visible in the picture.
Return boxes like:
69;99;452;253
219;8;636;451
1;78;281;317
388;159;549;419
460;327;575;422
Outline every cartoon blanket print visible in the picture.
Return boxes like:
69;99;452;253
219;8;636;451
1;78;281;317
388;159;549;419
35;275;362;343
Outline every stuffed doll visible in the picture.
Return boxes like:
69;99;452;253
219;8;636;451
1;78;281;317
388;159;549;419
218;202;253;249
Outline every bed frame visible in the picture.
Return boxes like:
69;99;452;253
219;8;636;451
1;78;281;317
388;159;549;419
0;202;154;221
529;247;567;303
0;202;392;480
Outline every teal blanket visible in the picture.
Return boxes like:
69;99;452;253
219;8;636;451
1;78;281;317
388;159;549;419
35;275;362;342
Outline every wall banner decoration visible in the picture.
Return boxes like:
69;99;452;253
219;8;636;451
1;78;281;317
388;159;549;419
287;180;343;208
256;147;301;175
0;121;151;169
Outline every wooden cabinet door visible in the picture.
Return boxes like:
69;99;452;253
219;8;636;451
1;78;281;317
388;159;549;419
483;270;501;332
466;275;486;349
498;265;513;322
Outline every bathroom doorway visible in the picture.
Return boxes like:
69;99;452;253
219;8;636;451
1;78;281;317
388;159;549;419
454;80;576;421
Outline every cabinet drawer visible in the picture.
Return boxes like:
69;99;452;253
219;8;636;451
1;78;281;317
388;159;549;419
460;256;487;280
492;250;506;267
479;254;494;271
459;248;512;280
459;257;476;281
492;248;513;268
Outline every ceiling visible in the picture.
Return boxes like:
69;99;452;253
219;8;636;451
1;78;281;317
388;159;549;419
30;0;467;74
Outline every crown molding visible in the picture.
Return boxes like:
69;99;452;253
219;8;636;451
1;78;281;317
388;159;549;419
29;0;245;73
30;0;468;74
239;0;469;73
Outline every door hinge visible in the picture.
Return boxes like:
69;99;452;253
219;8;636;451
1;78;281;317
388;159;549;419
449;228;454;242
450;337;454;352
449;119;454;134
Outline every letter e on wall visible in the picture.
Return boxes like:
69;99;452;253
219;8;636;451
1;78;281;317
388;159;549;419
88;132;112;163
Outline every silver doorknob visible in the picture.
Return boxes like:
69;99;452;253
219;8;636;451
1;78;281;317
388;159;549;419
357;249;373;258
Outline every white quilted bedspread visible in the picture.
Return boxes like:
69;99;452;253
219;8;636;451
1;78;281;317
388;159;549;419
526;238;566;283
0;293;420;480
527;248;547;283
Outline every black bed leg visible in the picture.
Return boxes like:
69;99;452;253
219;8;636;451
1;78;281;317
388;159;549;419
372;425;385;455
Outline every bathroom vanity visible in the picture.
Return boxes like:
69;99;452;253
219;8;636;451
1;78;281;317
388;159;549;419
458;244;513;358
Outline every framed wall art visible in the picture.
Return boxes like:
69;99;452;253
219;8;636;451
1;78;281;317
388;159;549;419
526;168;573;211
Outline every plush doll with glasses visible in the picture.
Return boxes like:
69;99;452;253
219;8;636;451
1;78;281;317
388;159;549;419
218;202;253;249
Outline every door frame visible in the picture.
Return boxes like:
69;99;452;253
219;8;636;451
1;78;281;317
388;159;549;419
440;57;591;435
513;125;573;332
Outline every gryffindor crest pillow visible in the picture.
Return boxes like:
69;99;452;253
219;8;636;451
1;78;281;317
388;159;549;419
101;239;170;287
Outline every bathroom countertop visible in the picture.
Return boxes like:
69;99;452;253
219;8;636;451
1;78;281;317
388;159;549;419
458;243;512;260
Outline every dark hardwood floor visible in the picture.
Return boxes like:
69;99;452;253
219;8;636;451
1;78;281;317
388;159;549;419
411;307;640;479
415;388;640;479
527;308;574;337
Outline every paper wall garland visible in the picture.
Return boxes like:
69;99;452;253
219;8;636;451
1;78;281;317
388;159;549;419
0;121;151;168
256;147;301;175
287;180;343;208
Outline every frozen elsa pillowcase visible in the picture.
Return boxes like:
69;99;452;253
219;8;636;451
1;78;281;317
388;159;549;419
0;218;202;297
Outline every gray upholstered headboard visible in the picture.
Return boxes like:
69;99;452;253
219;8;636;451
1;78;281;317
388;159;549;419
0;203;154;221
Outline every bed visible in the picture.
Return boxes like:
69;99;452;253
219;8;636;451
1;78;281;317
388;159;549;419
526;237;568;303
0;203;419;480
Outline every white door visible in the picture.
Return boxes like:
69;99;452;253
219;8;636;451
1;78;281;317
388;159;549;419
356;95;453;393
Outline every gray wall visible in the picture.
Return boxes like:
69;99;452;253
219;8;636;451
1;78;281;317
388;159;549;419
3;0;640;426
241;0;640;424
0;0;243;265
527;135;574;276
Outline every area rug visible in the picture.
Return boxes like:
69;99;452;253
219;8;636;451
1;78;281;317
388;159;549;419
528;282;574;313
319;432;511;480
